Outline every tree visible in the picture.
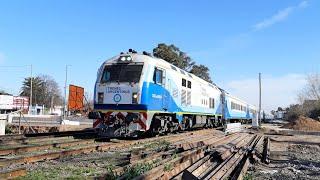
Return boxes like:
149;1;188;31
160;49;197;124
189;64;212;83
153;43;194;71
305;73;320;101
289;73;320;120
270;110;276;115
153;43;212;82
20;75;63;107
285;104;303;122
41;75;63;108
299;73;320;102
0;89;8;95
20;76;45;105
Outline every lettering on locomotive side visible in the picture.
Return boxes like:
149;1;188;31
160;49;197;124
152;94;163;99
172;89;179;98
107;87;130;94
201;87;208;96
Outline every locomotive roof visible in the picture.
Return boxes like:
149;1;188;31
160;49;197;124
133;53;221;90
100;53;220;89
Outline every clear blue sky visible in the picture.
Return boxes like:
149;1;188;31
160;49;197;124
0;0;319;111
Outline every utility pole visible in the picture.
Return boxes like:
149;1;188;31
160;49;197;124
29;64;33;115
64;65;70;119
51;96;54;113
258;73;262;126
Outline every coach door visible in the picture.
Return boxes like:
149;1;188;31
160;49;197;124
220;92;226;120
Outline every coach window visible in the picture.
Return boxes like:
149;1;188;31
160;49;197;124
153;68;163;85
182;78;186;87
187;81;192;89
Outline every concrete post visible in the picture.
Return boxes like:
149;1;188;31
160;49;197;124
0;114;7;135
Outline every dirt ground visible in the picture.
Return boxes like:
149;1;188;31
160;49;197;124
247;124;320;180
282;116;320;131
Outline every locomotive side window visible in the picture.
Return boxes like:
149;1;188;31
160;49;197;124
187;81;191;88
209;98;215;109
153;68;163;85
171;65;177;71
182;79;186;87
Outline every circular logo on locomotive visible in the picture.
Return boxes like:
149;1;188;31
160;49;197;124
113;94;122;103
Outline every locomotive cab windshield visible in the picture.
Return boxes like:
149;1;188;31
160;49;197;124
101;63;144;83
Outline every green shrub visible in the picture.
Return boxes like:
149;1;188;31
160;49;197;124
243;173;253;180
5;125;13;134
122;163;153;179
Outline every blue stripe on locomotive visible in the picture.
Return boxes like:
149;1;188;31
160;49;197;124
95;81;222;123
140;82;179;112
140;82;221;123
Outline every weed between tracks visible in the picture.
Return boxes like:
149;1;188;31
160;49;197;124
104;159;162;180
243;173;253;180
16;166;100;180
164;163;173;171
143;140;171;151
103;164;117;180
122;162;154;179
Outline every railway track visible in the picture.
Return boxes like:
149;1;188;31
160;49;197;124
0;129;263;179
0;129;216;178
109;133;262;180
0;129;96;145
97;132;263;180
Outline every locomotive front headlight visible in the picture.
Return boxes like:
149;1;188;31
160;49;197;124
132;93;138;104
98;92;104;104
118;55;132;62
133;93;138;99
